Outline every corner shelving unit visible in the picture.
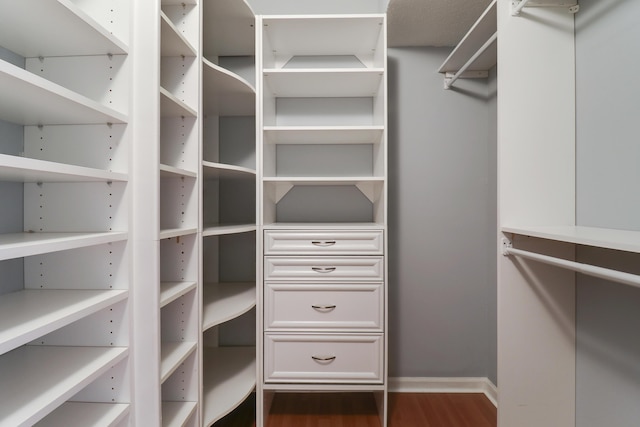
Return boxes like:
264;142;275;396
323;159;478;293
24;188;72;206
0;0;132;425
201;0;257;425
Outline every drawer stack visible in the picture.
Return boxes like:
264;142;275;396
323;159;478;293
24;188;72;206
263;230;385;384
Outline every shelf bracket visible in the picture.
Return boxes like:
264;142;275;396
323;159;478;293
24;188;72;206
443;32;496;90
501;237;513;256
512;0;580;16
355;182;377;203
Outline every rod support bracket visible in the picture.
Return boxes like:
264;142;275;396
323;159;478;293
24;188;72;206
502;237;513;256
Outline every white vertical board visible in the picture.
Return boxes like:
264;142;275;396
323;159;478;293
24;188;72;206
162;116;199;171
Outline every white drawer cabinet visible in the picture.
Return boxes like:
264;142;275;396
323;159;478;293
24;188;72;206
264;256;384;282
264;230;383;255
264;333;384;384
265;283;383;331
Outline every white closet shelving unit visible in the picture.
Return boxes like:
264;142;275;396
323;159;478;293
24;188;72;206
201;0;257;425
257;14;388;427
159;1;201;426
0;0;131;425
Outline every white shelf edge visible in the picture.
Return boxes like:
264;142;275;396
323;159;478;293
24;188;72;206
160;281;197;308
0;289;128;356
202;224;257;237
161;341;197;383
0;154;128;183
203;58;256;94
160;87;198;118
0;346;129;427
202;347;256;427
263;177;385;185
0;231;128;262
263;68;384;74
263;222;386;231
34;402;130;427
161;11;197;57
159;228;198;240
202;282;256;331
502;225;640;254
162;401;198;427
160;164;198;179
202;161;256;178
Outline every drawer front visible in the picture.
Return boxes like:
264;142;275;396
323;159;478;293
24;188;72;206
265;283;383;331
264;257;384;282
264;230;383;255
264;334;383;384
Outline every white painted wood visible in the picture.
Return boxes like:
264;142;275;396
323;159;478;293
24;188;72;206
0;154;127;183
264;230;383;255
202;0;255;58
34;402;130;427
264;69;384;97
202;282;256;331
263;126;384;145
202;347;256;426
159;228;198;240
160;164;198;179
0;346;128;427
264;257;384;282
161;56;199;112
162;401;197;427
203;58;255;116
161;341;198;383
0;289;127;355
160;282;198;307
202;224;257;237
264;334;383;383
202;161;256;178
161;9;197;56
160;87;198;118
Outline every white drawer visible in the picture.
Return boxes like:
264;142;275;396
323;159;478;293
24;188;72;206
265;283;383;331
264;230;383;255
264;334;383;384
264;257;384;282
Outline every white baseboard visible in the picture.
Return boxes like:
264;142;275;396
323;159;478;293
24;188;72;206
388;377;497;407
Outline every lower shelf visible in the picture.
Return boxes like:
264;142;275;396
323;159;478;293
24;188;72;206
0;345;128;426
202;346;256;427
162;401;197;427
161;341;197;383
33;402;130;427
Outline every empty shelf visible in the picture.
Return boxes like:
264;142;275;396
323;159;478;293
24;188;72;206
161;341;197;383
203;59;255;116
160;164;197;179
161;12;197;57
263;126;384;145
162;401;197;427
202;224;257;237
0;154;127;183
202;282;256;331
159;228;198;240
34;402;130;427
160;87;197;118
202;0;255;58
160;282;197;308
202;161;256;178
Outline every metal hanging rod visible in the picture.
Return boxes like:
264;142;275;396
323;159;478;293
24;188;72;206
503;243;640;289
444;32;497;90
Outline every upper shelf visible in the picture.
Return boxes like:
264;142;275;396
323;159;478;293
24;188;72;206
203;59;255;116
502;225;640;254
0;154;128;183
263;126;384;145
203;161;256;178
263;69;384;98
161;12;197;57
0;0;128;57
203;0;255;58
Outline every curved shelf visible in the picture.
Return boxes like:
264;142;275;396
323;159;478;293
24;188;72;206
203;58;255;116
161;341;197;383
264;126;384;145
203;0;255;58
160;281;197;308
0;231;128;262
160;87;198;118
0;60;128;126
34;402;130;427
0;0;128;57
202;346;256;427
0;289;128;356
202;224;257;237
0;154;128;183
202;161;256;178
162;401;197;427
161;12;197;57
202;282;256;331
264;69;384;98
0;346;128;427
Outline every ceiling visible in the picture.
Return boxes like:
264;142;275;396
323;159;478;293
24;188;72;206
387;0;493;47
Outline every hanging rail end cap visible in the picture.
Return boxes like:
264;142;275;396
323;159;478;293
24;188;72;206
502;237;513;256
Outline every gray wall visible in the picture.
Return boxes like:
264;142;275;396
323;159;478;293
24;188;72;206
575;0;640;425
387;47;497;383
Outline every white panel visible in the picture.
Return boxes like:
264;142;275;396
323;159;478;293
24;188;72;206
160;56;199;111
162;3;200;51
161;350;199;402
264;256;384;282
162;116;199;171
160;233;198;282
71;357;131;403
264;230;383;255
275;98;374;126
161;289;199;342
69;0;131;46
160;176;198;230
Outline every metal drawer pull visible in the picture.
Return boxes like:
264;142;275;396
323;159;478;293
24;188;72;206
311;240;336;247
311;267;336;273
311;304;336;311
311;355;336;362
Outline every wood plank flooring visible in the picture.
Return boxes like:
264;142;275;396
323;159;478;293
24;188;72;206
214;392;497;427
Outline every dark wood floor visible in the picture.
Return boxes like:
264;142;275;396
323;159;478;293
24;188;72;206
214;392;497;427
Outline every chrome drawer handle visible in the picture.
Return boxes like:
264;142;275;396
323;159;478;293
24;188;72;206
311;304;336;311
311;355;336;362
311;240;336;247
311;267;336;273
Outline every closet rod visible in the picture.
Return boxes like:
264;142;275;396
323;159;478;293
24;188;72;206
444;32;497;90
512;0;532;16
504;246;640;289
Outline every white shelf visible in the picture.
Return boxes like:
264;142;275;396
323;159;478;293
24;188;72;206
160;87;198;118
162;401;198;427
502;225;640;254
202;282;256;331
202;346;256;427
202;224;257;237
159;228;198;240
160;282;198;308
264;222;386;231
0;154;128;183
0;60;128;126
0;231;128;262
34;402;130;427
202;0;255;58
263;177;384;185
0;289;128;356
160;164;198;179
438;0;497;74
161;341;197;383
0;345;128;427
264;126;384;145
203;58;255;116
264;69;384;97
202;161;256;178
0;0;128;57
161;12;197;57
